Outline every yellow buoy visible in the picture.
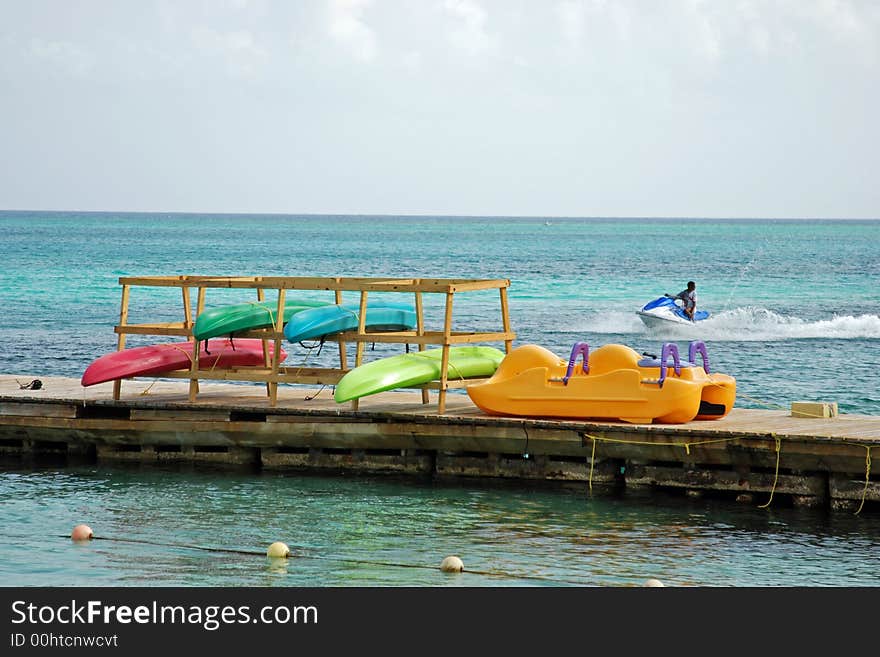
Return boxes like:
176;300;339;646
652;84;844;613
266;541;290;558
440;556;464;573
71;524;93;542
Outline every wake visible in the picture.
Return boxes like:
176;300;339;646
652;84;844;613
578;307;880;341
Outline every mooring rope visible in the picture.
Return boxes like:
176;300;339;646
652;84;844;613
736;389;839;419
757;435;782;509
855;446;872;516
581;431;785;509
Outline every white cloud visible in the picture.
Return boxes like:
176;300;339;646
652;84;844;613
190;26;269;79
556;1;586;48
401;50;422;72
687;3;723;65
442;0;497;57
328;0;377;63
29;38;94;77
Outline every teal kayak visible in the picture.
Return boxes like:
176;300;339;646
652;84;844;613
334;346;506;402
193;299;330;341
283;303;417;343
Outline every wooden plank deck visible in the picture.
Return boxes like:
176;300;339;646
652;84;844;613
2;374;878;510
3;374;878;443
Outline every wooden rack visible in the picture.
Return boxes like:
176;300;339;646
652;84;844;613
112;276;515;413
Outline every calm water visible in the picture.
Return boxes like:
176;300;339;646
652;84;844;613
2;462;879;587
1;212;879;586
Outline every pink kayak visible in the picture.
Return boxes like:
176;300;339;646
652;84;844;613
81;339;287;387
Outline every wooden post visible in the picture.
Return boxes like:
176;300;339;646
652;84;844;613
269;287;286;406
182;286;200;401
112;284;130;400
499;285;513;353
438;291;454;414
355;290;368;367
415;290;429;404
190;285;207;397
182;286;193;330
351;290;369;411
335;288;348;371
257;287;271;397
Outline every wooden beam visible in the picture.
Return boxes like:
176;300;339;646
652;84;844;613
438;291;455;414
256;287;271;397
415;290;429;404
499;286;513;353
335;287;348;371
315;331;517;345
114;323;190;336
112;284;130;400
269;288;286;406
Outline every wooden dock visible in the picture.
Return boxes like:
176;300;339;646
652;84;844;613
2;374;878;512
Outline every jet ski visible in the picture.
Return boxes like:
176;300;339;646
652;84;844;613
636;297;709;329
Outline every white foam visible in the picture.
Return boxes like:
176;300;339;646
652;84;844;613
577;307;880;342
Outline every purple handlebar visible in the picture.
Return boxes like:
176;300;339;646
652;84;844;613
688;341;711;374
658;343;681;387
563;342;590;384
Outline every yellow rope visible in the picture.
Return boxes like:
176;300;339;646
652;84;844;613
139;379;159;396
245;300;277;326
168;341;225;373
581;431;793;510
735;391;789;412
410;350;468;381
758;435;781;508
737;390;837;419
581;431;741;451
855;446;872;516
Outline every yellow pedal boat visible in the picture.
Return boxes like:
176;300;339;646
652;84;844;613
466;341;735;424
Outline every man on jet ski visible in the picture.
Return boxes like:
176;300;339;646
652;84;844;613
665;282;697;321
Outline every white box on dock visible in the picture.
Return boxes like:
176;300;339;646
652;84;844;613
791;401;838;418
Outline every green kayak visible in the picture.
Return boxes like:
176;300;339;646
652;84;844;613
193;299;330;341
334;346;506;403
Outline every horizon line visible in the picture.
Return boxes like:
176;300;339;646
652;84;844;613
1;208;878;221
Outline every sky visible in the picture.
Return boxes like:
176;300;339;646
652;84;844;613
1;0;878;218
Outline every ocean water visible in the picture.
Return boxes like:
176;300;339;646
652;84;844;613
2;212;879;413
1;212;879;586
2;462;879;587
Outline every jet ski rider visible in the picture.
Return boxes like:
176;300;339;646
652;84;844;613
665;282;697;321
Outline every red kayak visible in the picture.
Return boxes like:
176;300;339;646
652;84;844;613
81;339;287;387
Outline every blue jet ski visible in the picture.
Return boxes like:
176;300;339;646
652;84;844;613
636;297;709;329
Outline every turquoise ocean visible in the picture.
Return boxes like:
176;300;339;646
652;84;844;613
1;212;879;586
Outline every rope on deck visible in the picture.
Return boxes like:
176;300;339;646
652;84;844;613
736;390;839;419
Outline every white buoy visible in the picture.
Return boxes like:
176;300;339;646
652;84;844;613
440;556;464;573
71;524;93;542
266;541;290;558
644;578;665;587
